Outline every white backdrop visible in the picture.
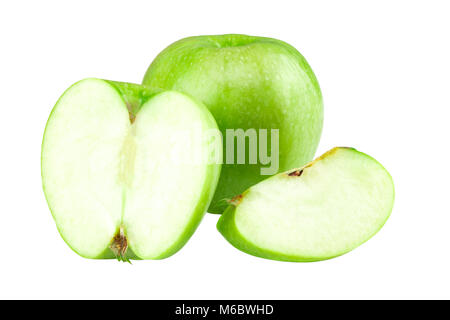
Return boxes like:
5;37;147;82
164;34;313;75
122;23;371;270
1;0;449;299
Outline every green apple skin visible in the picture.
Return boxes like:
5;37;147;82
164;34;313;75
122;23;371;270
143;34;323;213
217;147;395;262
41;79;221;260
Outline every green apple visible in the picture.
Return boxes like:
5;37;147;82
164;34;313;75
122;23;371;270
217;147;394;262
41;78;221;261
143;34;323;213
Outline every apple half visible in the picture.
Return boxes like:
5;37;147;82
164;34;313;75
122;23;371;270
42;79;221;261
217;147;394;262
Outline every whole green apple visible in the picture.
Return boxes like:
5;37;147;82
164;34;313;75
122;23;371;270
42;78;221;261
143;34;323;213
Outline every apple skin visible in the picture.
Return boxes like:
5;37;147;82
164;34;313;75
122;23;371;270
143;34;323;213
41;79;221;260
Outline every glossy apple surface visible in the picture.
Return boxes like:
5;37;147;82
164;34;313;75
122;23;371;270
143;34;323;213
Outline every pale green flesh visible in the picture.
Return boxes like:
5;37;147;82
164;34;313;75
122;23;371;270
143;34;323;213
42;79;221;260
217;147;394;262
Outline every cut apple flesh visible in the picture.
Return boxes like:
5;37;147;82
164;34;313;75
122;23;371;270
217;147;394;262
42;79;221;260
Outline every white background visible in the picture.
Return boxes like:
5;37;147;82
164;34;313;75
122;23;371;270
1;0;449;299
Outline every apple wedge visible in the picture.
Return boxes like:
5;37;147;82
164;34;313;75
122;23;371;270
217;147;394;262
42;78;221;261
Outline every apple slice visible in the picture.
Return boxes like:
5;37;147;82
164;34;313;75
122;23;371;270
217;147;394;262
42;78;221;261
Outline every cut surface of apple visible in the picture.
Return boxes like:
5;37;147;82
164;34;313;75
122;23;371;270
42;78;221;260
217;147;394;262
